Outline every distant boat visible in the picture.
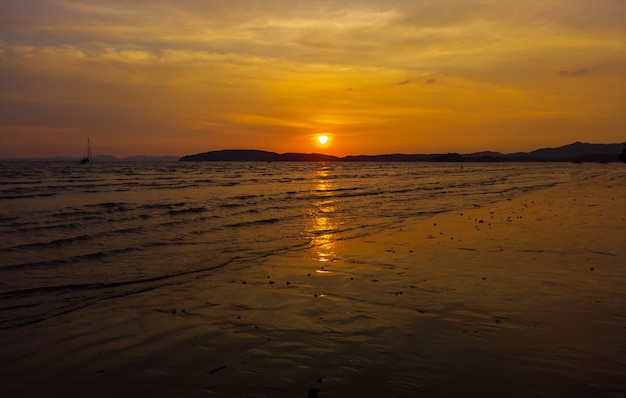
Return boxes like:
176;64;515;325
79;138;92;164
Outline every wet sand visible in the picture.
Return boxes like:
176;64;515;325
1;172;625;397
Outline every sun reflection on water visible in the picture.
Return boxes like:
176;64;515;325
309;167;341;263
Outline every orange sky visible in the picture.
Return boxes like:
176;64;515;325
1;0;625;158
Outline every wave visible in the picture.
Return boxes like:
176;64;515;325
225;217;283;228
0;192;57;200
1;161;609;331
0;247;143;271
168;206;207;215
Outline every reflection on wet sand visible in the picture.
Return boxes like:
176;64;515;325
309;167;340;263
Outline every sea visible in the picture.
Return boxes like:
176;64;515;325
0;161;616;331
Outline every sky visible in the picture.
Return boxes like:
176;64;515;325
1;0;625;158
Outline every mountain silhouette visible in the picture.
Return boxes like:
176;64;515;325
180;142;624;163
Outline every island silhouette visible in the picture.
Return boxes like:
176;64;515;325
179;142;625;163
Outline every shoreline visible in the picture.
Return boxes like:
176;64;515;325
1;172;625;397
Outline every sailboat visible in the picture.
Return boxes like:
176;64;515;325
79;138;92;164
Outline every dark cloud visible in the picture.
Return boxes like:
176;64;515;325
397;78;436;85
558;68;590;77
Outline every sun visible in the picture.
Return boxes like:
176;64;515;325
317;135;329;145
313;133;333;150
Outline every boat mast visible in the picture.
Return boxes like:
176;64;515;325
80;138;92;164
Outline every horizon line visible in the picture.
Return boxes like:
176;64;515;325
2;141;624;161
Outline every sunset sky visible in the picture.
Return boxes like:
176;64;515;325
1;0;625;158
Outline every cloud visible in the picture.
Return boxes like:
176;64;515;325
1;0;625;157
557;68;590;77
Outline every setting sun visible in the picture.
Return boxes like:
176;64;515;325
317;135;329;145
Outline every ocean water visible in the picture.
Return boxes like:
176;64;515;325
0;161;609;330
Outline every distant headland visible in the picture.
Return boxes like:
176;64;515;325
3;142;624;163
180;142;626;163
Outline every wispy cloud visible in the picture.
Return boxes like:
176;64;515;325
558;68;590;77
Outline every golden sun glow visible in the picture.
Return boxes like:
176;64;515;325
317;135;329;145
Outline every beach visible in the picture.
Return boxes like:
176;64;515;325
1;165;624;397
